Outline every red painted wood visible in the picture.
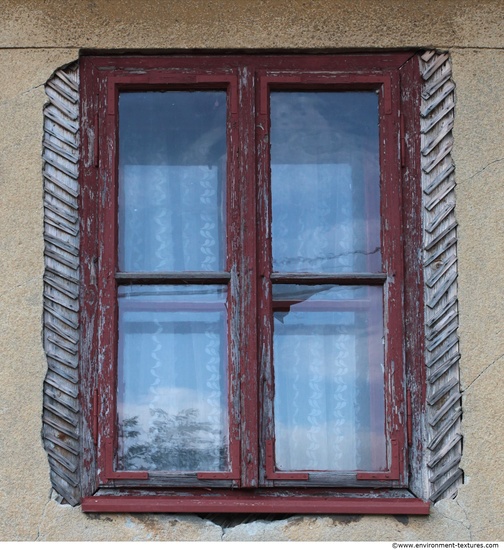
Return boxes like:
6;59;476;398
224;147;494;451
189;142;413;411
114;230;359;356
92;389;98;446
197;440;241;480
104;439;149;480
398;55;425;497
378;68;408;485
357;439;400;481
98;65;121;484
82;495;430;515
255;74;274;488
264;440;309;481
407;389;413;446
79;57;104;495
84;53;413;75
226;73;243;486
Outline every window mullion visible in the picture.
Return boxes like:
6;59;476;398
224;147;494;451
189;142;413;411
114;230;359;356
255;73;285;486
98;77;120;484
232;64;261;488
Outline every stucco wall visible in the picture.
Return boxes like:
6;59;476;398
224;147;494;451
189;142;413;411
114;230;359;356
1;0;503;541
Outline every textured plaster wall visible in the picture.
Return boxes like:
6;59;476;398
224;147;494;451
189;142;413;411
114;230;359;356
0;0;503;541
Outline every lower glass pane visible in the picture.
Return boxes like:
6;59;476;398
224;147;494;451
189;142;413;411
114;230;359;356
273;285;386;472
117;285;228;472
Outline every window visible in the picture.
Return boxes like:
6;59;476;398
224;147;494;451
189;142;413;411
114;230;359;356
79;54;428;514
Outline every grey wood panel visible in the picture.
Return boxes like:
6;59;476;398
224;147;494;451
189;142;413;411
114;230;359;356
42;63;81;506
420;51;463;502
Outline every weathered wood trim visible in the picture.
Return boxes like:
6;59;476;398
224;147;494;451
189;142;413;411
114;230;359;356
420;51;463;502
42;63;81;506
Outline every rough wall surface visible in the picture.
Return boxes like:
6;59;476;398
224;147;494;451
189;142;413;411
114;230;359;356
1;0;503;541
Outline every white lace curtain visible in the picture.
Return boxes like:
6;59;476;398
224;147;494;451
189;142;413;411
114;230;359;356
271;163;385;472
117;161;385;473
119;164;224;273
117;164;227;472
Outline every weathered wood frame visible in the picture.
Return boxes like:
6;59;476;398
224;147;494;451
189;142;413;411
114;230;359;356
41;51;461;512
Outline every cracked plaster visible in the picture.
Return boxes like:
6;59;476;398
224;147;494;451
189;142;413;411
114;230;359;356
458;158;504;186
1;0;504;541
462;352;503;393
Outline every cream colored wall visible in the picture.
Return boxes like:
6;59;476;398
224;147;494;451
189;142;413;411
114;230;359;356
1;0;503;541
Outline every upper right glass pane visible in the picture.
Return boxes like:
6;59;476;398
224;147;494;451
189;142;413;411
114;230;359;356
270;91;381;273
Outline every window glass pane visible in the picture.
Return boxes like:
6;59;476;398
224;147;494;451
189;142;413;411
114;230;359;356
273;285;386;472
117;285;229;472
119;91;226;272
270;92;380;273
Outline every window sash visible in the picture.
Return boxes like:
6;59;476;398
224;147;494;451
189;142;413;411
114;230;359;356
256;72;406;486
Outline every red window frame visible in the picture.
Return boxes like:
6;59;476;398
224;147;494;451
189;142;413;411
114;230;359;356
80;53;428;514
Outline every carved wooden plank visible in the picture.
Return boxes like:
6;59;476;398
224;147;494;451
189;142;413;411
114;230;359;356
420;51;463;503
42;64;81;506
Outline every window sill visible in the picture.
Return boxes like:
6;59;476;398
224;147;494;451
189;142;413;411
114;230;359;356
81;495;430;515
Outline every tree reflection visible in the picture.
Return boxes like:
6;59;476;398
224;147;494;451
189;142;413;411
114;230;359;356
119;408;227;472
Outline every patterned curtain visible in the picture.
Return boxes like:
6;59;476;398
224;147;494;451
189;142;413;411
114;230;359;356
272;163;385;472
117;164;227;472
119;164;224;272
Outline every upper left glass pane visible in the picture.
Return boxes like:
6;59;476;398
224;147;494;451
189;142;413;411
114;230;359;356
119;91;227;272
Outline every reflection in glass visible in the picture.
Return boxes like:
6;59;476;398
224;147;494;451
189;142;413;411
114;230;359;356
119;91;227;272
270;92;381;273
117;285;228;472
273;285;386;471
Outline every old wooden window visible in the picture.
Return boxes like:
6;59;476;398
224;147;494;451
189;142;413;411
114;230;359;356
80;54;428;513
